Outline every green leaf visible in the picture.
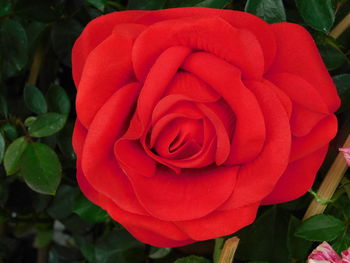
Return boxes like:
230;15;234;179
334;74;350;98
47;85;70;114
51;19;82;66
245;0;286;23
174;255;210;263
73;193;109;223
95;229;145;263
333;74;350;113
23;84;47;114
0;19;28;77
332;232;350;254
24;116;37;127
0;132;4;163
149;247;172;259
287;216;312;260
86;0;107;11
1;123;18;141
318;43;347;71
14;0;58;22
127;0;167;9
20;142;62;195
165;0;231;8
236;206;290;262
295;0;335;32
28;113;67;138
3;137;28;175
0;0;12;17
0;95;8;117
47;185;79;219
295;214;345;241
34;229;53;248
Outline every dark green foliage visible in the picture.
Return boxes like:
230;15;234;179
0;0;349;262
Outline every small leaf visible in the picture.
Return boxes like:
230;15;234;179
3;136;28;175
73;193;109;223
287;216;312;260
0;0;12;17
34;229;53;248
20;142;62;195
1;123;18;141
0;132;5;163
149;247;172;259
295;0;335;33
245;0;286;23
0;95;8;117
334;74;350;97
24;116;37;127
295;214;345;241
175;255;210;263
47;85;70;114
23;84;47;114
47;185;79;219
85;0;107;11
318;42;347;71
28;113;67;138
0;19;28;77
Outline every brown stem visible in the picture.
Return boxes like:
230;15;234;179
303;134;350;220
218;237;240;263
37;246;49;263
329;12;350;39
28;45;44;86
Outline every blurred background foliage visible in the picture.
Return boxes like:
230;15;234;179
0;0;349;262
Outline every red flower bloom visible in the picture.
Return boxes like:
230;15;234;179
72;7;340;247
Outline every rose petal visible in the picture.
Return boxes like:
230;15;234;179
82;82;147;215
165;71;220;102
219;80;291;210
175;202;259;240
72;10;148;86
262;146;328;204
102;196;192;247
133;16;264;81
269;22;340;113
76;23;145;128
182;52;266;164
290;115;338;162
308;242;341;263
126;165;239;221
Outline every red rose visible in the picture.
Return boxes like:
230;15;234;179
72;7;340;247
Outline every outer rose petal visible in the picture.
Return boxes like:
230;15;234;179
262;146;329;204
308;242;341;263
82;83;147;215
268;23;340;112
175;202;260;240
102;196;193;247
72;10;147;86
219;80;291;210
76;23;145;128
125;166;239;221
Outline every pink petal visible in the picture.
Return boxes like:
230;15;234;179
341;247;350;263
308;242;342;263
339;147;350;166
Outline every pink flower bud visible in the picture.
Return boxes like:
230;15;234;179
342;247;350;263
339;147;350;166
308;242;341;263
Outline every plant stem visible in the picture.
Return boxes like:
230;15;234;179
218;237;239;263
303;134;350;220
28;45;44;86
329;12;350;39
